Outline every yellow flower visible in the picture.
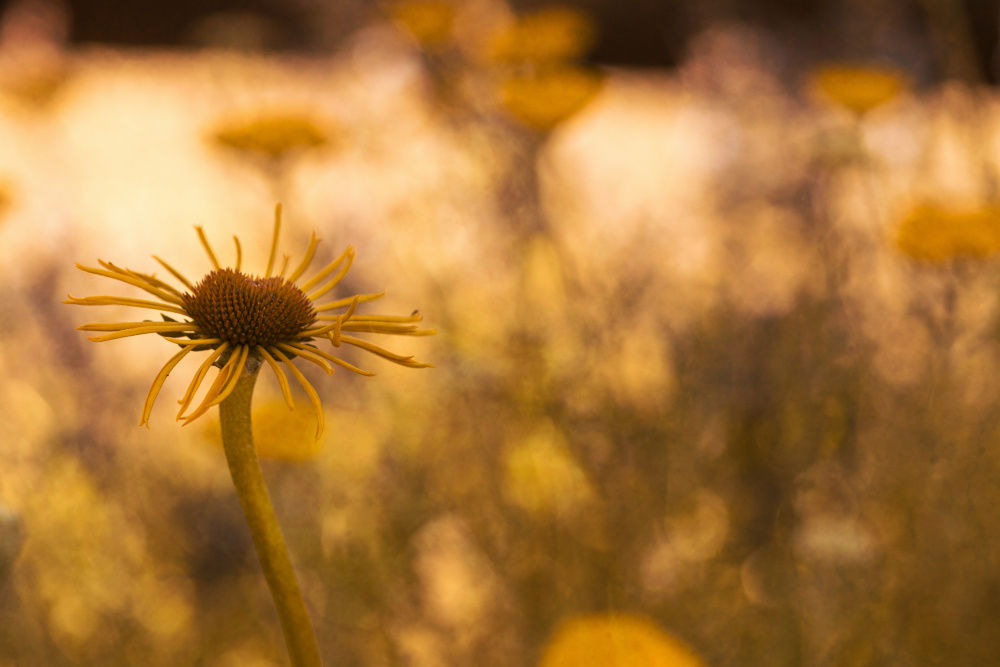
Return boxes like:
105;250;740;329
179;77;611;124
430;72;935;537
500;65;602;131
895;204;1000;262
65;206;434;438
207;399;325;460
539;613;705;667
213;115;329;161
488;6;595;64
813;65;906;114
389;0;457;48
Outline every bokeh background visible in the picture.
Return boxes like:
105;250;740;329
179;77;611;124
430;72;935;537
2;0;1000;664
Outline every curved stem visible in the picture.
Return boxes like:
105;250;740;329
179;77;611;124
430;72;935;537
219;365;323;667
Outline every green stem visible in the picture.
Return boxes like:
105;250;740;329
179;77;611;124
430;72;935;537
219;365;322;667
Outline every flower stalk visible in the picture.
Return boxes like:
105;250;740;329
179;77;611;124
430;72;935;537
219;363;322;667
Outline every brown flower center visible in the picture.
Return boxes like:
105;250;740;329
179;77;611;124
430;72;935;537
183;268;316;347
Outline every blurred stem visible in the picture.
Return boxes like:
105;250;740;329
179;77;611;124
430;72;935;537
219;366;322;667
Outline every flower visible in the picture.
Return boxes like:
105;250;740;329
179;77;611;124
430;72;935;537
539;613;705;667
213;115;329;161
895;204;1000;262
486;6;595;64
389;0;458;49
65;205;434;438
499;65;602;131
812;65;906;115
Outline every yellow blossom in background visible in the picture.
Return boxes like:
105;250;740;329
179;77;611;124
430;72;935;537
213;114;330;161
500;65;603;131
206;399;324;461
488;6;595;64
502;422;596;518
539;614;706;667
895;204;1000;262
0;183;12;222
813;65;906;114
389;0;457;48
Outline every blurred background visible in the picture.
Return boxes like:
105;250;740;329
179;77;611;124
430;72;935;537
2;0;1000;664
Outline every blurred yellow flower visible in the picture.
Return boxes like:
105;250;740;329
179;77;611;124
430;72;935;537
65;206;434;438
500;65;602;131
488;6;595;64
503;423;596;517
390;0;457;48
213;114;329;161
207;399;324;460
895;204;1000;262
539;614;706;667
813;65;906;114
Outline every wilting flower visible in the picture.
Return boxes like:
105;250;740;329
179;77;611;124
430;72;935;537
539;613;705;667
213;114;329;162
499;65;602;131
895;204;1000;262
65;206;434;437
812;65;906;115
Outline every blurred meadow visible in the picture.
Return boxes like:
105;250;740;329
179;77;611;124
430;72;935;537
4;0;1000;664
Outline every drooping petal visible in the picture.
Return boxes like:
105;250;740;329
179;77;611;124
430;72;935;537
177;342;230;418
294;343;375;376
140;343;199;427
256;345;294;410
207;344;249;407
339;334;434;368
182;347;245;423
277;342;334;374
271;346;325;439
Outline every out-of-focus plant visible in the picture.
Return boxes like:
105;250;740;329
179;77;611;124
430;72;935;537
538;613;705;667
485;5;595;64
485;6;602;132
64;204;434;666
498;65;602;132
895;204;1000;262
211;114;332;201
388;0;457;50
0;504;23;587
812;64;907;115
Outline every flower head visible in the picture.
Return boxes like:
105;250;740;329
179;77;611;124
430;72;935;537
65;205;434;438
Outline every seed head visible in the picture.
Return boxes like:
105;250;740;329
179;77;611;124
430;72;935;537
183;269;316;348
